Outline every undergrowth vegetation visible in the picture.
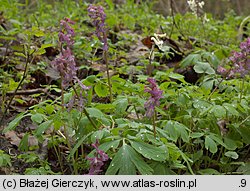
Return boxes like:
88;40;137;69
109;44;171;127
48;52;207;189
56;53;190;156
0;0;249;175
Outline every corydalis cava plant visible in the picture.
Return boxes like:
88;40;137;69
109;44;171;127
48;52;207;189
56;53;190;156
144;78;163;138
87;4;113;102
87;4;108;51
51;18;88;90
144;78;163;118
86;140;109;175
218;37;250;78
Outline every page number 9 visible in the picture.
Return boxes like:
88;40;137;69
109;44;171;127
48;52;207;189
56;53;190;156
240;179;246;187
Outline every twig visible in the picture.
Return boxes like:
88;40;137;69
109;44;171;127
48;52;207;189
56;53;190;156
0;88;49;96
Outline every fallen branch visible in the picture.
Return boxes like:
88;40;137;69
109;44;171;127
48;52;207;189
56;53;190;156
0;88;48;96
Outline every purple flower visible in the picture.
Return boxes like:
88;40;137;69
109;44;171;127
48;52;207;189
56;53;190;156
87;4;108;51
59;17;75;46
51;18;89;91
217;38;250;78
144;78;163;117
228;38;250;77
51;48;77;88
86;140;109;175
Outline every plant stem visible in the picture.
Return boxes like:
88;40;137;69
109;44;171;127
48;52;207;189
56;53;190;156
239;78;245;103
103;50;113;103
153;110;156;138
72;86;98;129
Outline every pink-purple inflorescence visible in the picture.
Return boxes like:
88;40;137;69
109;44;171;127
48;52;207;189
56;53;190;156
86;140;109;175
51;18;88;90
144;78;163;118
87;4;108;51
217;37;250;78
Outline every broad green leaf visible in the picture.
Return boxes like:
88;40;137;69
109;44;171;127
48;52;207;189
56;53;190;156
3;113;31;133
238;126;250;144
94;82;109;97
150;161;176;175
209;133;227;148
86;108;105;119
223;103;239;116
35;47;46;55
193;62;215;74
105;0;114;10
41;44;54;49
91;129;109;142
169;72;186;83
205;136;218;153
190;132;204;139
69;133;92;158
129;140;167;161
95;103;115;113
237;163;250;175
14;52;26;58
45;105;54;115
34;120;53;137
19;133;29;152
113;97;128;116
99;140;121;152
31;113;44;124
180;54;201;68
0;150;11;167
86;107;110;126
175;122;190;143
163;121;190;142
179;151;194;174
0;36;16;40
198;168;220;175
225;151;239;159
224;137;237;150
210;105;226;118
106;144;153;175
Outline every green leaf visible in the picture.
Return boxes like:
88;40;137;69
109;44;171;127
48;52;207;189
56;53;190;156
205;136;218;153
94;82;109;97
225;151;239;159
14;52;26;58
69;133;92;158
209;133;227;148
224;137;237;150
169;72;186;83
163;121;190;142
99;140;121;152
86;108;105;119
191;132;204;139
150;161;176;175
106;144;153;175
238;126;250;144
31;113;44;124
237;163;250;175
180;53;201;68
129;140;167;161
210;105;226;118
3;113;31;133
193;62;215;74
198;168;220;175
0;150;11;167
35;47;46;55
223;103;239;116
41;44;54;49
19;133;29;152
34;120;53;137
113;97;128;116
105;0;114;10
